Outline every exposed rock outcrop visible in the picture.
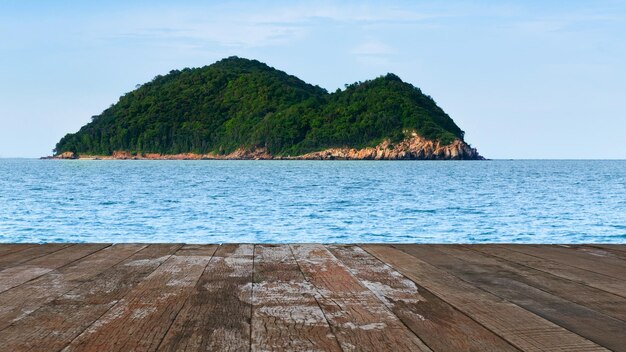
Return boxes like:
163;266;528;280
50;151;77;159
292;133;482;160
48;133;482;160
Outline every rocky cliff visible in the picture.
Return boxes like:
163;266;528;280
52;133;482;160
294;133;482;160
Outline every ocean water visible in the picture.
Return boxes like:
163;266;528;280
0;159;624;243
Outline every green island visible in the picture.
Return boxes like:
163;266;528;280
53;57;482;160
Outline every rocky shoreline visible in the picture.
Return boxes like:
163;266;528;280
46;134;483;161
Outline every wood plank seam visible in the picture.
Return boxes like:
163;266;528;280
156;244;254;351
365;245;606;351
412;245;626;349
0;244;119;332
581;245;626;264
497;245;620;280
4;244;72;260
0;244;37;258
155;244;229;351
287;244;345;352
468;245;626;300
503;245;626;281
62;244;218;351
393;245;621;350
150;245;222;351
587;244;626;255
348;244;521;352
0;244;75;271
335;245;437;352
58;244;191;351
251;244;342;351
445;245;626;323
0;244;622;351
0;244;183;351
0;244;146;331
552;245;626;263
249;244;254;352
290;244;431;351
463;245;626;304
0;244;113;295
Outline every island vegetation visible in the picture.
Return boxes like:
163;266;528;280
53;57;480;159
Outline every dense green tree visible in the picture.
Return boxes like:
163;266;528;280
55;57;466;156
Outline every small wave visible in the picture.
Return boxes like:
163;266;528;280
163;199;181;204
404;208;437;214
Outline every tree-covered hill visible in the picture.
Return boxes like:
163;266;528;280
54;57;474;157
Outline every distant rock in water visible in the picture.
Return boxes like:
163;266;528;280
52;57;483;160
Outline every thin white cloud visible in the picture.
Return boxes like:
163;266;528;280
245;5;437;24
84;2;626;53
92;3;446;49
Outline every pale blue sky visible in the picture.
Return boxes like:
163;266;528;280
1;0;625;158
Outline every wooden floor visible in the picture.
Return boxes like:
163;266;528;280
0;244;624;351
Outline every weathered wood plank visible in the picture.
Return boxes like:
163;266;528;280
536;245;626;266
401;245;626;351
572;245;626;259
472;245;626;299
451;245;626;321
0;244;72;270
158;244;253;352
364;245;607;352
0;244;182;352
292;244;432;352
0;244;37;258
0;243;622;351
62;244;217;352
0;243;109;294
557;244;626;260
328;245;519;352
588;244;626;256
251;244;341;352
506;245;626;280
0;243;146;330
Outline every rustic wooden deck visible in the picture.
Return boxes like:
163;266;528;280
0;244;624;351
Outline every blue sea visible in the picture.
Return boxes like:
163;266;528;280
0;159;624;243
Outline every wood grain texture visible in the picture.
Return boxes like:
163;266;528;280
0;244;181;352
569;244;626;260
328;245;519;352
252;244;341;352
0;243;72;270
0;244;37;258
541;244;626;263
0;244;622;352
0;243;109;294
0;244;145;330
62;244;217;352
473;245;626;298
364;245;607;352
587;244;626;256
450;245;626;321
400;245;626;351
158;244;253;352
506;245;626;280
292;244;432;352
